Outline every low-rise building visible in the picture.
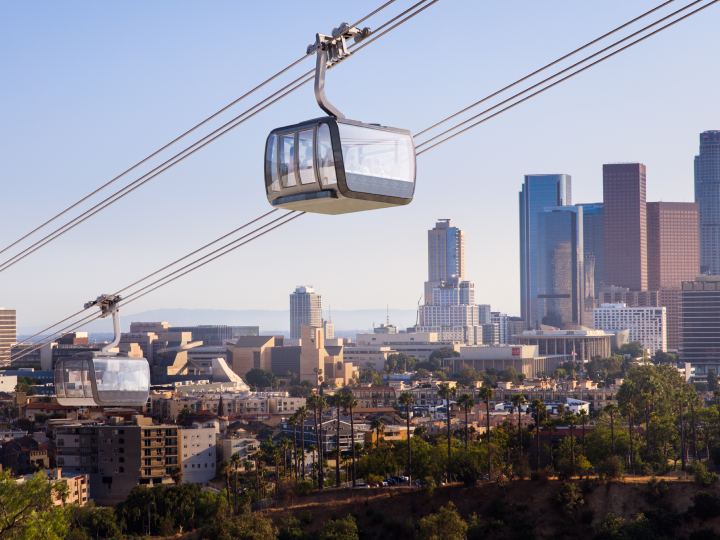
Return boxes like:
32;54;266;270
450;344;569;378
17;469;90;506
355;332;461;361
216;435;259;463
515;329;618;361
0;435;49;474
151;391;305;421
179;424;216;484
492;378;623;413
348;386;397;409
594;303;667;353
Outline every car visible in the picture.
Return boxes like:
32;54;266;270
382;481;389;486
355;483;369;488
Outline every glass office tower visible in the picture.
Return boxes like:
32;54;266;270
519;174;572;325
695;130;720;275
578;203;604;296
536;206;584;328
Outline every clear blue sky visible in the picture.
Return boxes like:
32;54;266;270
1;0;718;330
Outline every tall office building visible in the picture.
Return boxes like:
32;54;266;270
289;286;322;340
578;203;604;295
603;163;647;290
519;174;572;323
535;206;584;328
0;308;16;364
418;220;481;344
681;276;720;375
428;219;465;283
695;130;720;274
647;202;700;350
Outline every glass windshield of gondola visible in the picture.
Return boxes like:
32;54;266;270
93;359;149;404
338;123;414;198
317;124;337;186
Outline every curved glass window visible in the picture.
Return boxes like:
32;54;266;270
338;124;414;198
62;360;89;398
297;130;316;185
265;135;280;193
280;135;296;188
93;359;150;404
317;124;337;186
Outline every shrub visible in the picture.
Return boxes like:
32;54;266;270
599;456;624;480
691;491;720;520
645;477;670;502
530;465;551;484
693;462;719;487
299;509;314;525
296;480;313;497
555;483;584;515
318;515;359;540
416;502;467;540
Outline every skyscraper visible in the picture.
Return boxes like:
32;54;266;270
535;206;584;328
681;276;720;374
0;308;16;364
289;286;322;340
695;130;720;274
603;163;647;290
578;203;604;295
418;220;481;343
647;201;700;350
519;174;572;324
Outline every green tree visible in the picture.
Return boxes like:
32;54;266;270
171;466;183;486
340;392;359;487
318;515;359;540
619;341;644;358
0;470;68;540
708;370;719;392
479;385;493;473
398;391;415;485
297;405;310;481
457;393;475;452
308;393;327;488
244;368;277;389
416;502;467;540
218;460;232;515
604;403;618;456
200;508;276;539
511;393;527;454
438;382;457;478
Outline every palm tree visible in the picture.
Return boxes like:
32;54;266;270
340;392;359;487
329;394;343;487
398;391;415;485
566;411;576;468
604;403;618;456
313;367;323;388
308;393;327;488
414;425;428;440
578;409;589;456
457;393;475;453
170;466;183;486
297;406;310;481
437;382;457;479
218;460;232;515
308;443;318;483
512;393;527;454
287;414;299;486
479;385;493;474
370;418;385;446
230;452;242;513
279;438;292;482
271;447;281;494
531;399;544;470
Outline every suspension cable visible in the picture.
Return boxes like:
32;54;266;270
416;0;718;155
414;0;678;138
6;212;306;365
0;0;435;275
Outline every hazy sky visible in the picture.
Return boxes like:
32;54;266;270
1;0;718;330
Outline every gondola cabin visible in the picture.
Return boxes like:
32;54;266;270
265;117;415;214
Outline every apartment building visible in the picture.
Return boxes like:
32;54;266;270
349;386;398;409
151;391;306;420
217;435;259;463
17;469;90;506
179;425;216;483
492;378;623;413
594;302;667;353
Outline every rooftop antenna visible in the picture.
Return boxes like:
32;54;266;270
387;304;390;326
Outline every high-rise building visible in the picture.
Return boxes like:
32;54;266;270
490;312;509;344
534;206;584;329
603;163;647;290
646;202;700;350
0;308;17;364
695;131;720;274
519;174;572;323
289;286;322;340
418;220;481;344
578;203;604;295
681;277;720;374
593;302;666;353
428;219;465;283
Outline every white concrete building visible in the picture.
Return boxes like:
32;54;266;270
491;312;509;344
0;374;18;392
217;435;259;463
593;303;667;353
354;332;460;361
179;425;216;483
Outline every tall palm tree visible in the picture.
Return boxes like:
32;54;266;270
676;390;687;471
370;418;385;446
287;414;299;486
272;447;281;494
398;391;415;485
457;393;475;452
604;403;618;456
308;393;327;488
341;392;359;487
308;443;318;483
329;394;343;486
230;452;242;513
437;382;457;479
313;367;323;388
531;399;544;470
297;405;310;481
512;393;527;454
566;411;576;468
578;409;589;456
218;460;232;515
479;385;493;473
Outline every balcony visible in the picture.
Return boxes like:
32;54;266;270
141;468;166;477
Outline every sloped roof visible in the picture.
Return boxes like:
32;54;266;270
231;336;276;348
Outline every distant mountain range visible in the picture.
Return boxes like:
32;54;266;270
18;308;419;336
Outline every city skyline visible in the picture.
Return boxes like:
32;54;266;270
1;1;718;329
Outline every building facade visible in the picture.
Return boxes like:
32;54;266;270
603;163;647;291
578;203;605;296
695;130;720;275
515;329;615;361
0;308;16;364
428;218;465;282
520;174;572;324
490;312;509;344
681;276;720;374
594;303;667;353
290;286;322;340
535;206;584;328
170;326;259;346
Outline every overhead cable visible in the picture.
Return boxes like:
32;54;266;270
416;0;718;155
